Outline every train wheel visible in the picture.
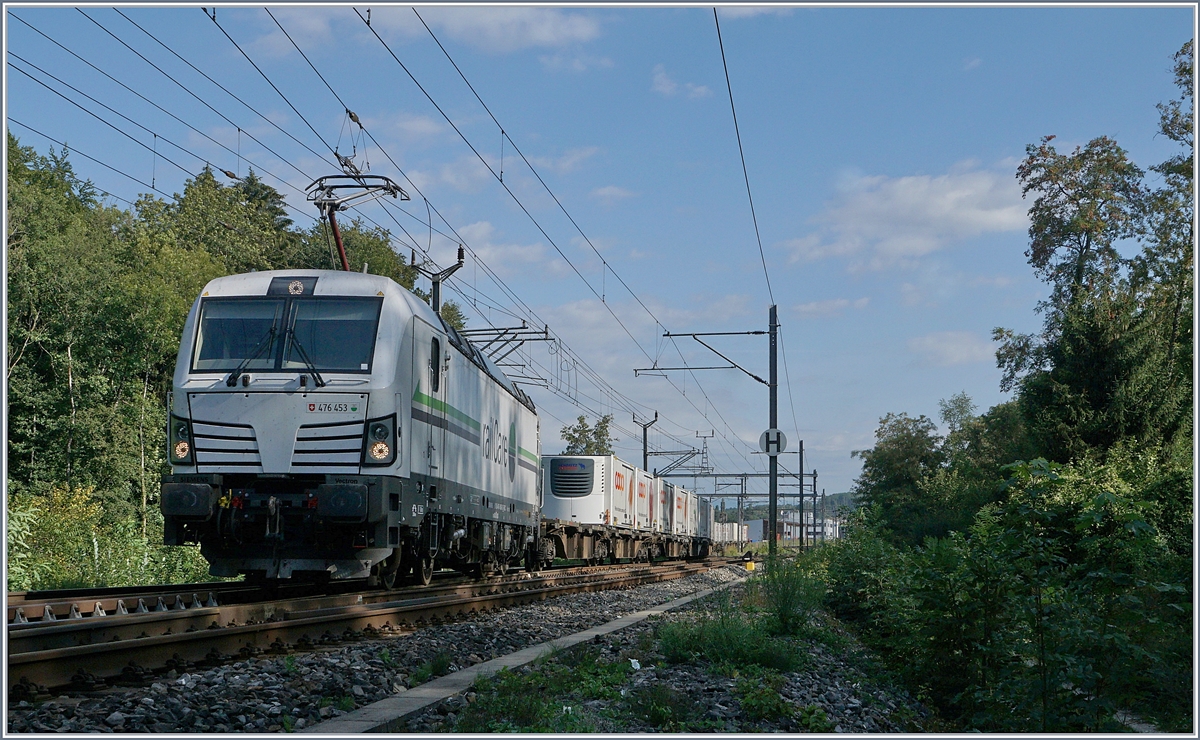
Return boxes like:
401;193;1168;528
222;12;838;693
378;551;403;590
414;556;434;586
496;558;509;577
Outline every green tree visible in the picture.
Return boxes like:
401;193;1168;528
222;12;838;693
850;412;946;545
561;414;617;455
995;44;1193;461
1016;135;1143;309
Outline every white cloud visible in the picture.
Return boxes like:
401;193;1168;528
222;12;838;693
457;221;547;278
794;297;869;318
438;155;493;192
782;162;1027;271
900;282;925;307
529;146;599;174
652;64;678;95
908;331;995;366
539;53;614;72
248;8;340;58
651;64;711;98
591;185;636;204
396;7;601;53
963;57;982;71
367;112;443;141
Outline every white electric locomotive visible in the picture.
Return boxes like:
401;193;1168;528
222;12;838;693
160;269;540;587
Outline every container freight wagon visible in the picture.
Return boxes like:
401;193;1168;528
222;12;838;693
540;454;706;564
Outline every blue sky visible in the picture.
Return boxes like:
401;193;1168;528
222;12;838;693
5;5;1193;503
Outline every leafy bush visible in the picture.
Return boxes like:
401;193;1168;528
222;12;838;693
7;485;211;589
796;704;836;732
822;460;1193;732
410;652;453;685
629;683;701;730
734;668;793;722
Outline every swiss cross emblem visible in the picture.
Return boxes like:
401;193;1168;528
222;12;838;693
308;403;316;411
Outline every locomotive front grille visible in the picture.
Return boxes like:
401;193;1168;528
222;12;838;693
192;420;262;471
291;420;364;471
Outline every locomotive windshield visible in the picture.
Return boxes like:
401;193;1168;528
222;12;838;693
282;298;382;373
191;296;382;374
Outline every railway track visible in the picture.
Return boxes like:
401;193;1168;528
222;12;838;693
8;558;730;699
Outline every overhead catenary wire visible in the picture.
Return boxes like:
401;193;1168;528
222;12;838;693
19;6;756;469
71;9;332;183
8;118;159;206
713;8;807;478
10;20;421;250
9;63;196;180
260;13;656;408
61;9;444;256
203;10;339;161
13;12;422;267
411;8;758;468
713;7;774;306
219;11;666;444
358;8;761;472
111;8;337;171
12;58;220;179
7;62;323;226
3;25;314;212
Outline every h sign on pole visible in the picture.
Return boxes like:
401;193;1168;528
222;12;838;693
759;428;787;457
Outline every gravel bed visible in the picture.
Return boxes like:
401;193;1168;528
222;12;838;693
408;583;934;733
6;566;747;733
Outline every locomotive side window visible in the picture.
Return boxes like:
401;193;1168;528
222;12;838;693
430;337;441;392
192;298;284;371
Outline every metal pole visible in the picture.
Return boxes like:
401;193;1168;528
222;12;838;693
798;439;804;549
738;475;745;549
768;304;778;558
820;488;826;543
811;469;818;547
635;412;658;472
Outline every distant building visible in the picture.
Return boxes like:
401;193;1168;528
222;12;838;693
746;513;842;542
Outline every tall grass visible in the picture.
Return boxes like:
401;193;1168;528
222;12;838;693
750;554;826;635
656;590;804;672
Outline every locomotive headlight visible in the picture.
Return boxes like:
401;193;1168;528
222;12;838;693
169;414;194;465
361;414;397;467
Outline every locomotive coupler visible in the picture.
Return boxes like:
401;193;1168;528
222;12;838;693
264;496;284;541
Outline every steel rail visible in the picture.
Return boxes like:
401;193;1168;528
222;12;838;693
5;559;618;624
8;559;729;698
8;561;659;649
